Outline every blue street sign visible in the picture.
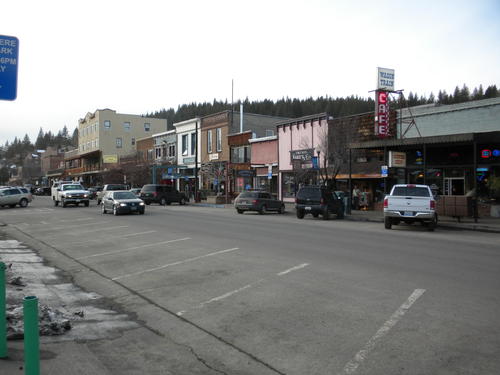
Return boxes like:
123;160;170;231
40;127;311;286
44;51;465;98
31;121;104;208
381;165;388;177
311;156;319;170
0;35;19;101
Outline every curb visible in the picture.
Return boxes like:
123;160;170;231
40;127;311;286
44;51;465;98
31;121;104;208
344;215;500;234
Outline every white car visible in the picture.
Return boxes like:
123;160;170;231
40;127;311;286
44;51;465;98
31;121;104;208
0;187;33;208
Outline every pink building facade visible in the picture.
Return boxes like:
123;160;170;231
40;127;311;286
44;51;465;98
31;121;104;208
250;136;278;195
277;113;331;201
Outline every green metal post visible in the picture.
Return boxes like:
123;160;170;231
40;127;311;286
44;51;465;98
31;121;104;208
0;262;6;358
23;296;39;375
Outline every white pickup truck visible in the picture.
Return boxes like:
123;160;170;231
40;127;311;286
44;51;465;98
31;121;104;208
52;182;90;207
383;184;438;231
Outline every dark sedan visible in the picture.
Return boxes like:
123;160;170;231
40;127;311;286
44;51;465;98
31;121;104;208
234;191;285;214
101;190;145;215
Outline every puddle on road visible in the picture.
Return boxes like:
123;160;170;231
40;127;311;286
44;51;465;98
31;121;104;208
0;238;139;342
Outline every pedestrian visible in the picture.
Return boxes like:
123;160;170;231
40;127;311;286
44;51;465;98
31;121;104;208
352;185;361;210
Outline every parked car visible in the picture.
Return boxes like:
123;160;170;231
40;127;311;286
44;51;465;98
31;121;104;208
0;186;33;208
295;185;344;220
88;186;103;200
139;184;188;205
383;184;437;231
130;187;142;197
97;184;129;204
34;187;51;196
234;191;285;214
101;190;145;215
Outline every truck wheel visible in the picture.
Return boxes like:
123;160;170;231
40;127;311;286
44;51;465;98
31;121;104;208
19;198;28;208
296;209;305;219
62;199;67;208
337;207;344;219
428;215;437;232
322;208;330;220
84;201;89;207
384;217;392;229
54;200;59;207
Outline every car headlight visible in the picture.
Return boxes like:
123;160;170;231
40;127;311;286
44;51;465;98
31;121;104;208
139;202;145;206
83;194;88;198
119;203;127;207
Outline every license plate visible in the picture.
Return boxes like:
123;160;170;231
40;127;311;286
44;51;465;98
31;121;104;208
305;206;312;211
76;199;80;203
131;207;137;211
403;211;413;216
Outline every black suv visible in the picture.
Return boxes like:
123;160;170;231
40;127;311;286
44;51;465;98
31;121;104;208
139;184;188;205
295;186;344;220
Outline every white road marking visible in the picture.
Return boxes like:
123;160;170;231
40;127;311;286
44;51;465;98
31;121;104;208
76;237;191;260
339;288;426;375
62;217;93;222
277;263;309;276
177;263;310;315
43;221;111;231
112;247;240;281
122;230;156;237
74;225;129;234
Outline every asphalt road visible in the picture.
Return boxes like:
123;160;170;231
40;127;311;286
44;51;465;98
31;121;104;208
1;196;499;375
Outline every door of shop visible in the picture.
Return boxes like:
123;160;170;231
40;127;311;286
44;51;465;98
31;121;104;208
444;178;464;195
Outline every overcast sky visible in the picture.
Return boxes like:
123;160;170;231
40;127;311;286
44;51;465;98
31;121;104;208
1;0;499;146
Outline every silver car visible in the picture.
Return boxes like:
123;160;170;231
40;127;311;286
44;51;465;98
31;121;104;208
101;190;145;215
0;187;33;208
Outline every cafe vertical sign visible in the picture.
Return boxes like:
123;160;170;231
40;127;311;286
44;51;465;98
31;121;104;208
375;67;394;138
0;35;19;100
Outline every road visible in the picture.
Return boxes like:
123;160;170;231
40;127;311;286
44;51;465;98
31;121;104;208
1;196;500;375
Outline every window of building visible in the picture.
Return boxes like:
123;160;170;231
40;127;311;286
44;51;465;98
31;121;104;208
95;138;99;148
191;133;197;156
91;140;95;149
144;123;151;131
216;128;222;152
265;129;274;137
231;146;251;163
131;138;136;146
87;141;90;150
124;122;131;131
147;149;153;160
182;134;188;156
116;138;122;148
207;130;212;153
168;144;176;157
104;120;111;130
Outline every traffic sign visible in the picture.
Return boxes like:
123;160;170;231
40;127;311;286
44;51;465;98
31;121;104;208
381;165;388;177
0;35;19;101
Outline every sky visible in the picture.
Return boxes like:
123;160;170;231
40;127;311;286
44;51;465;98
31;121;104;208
1;0;499;146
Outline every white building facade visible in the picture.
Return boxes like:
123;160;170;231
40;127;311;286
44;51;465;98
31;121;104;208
173;117;202;196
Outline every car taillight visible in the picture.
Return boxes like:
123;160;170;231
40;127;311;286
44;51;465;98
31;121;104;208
430;200;436;209
295;198;298;203
252;200;258;204
383;197;388;208
153;192;157;197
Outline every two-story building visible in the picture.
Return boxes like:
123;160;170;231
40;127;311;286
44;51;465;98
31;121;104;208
200;110;285;200
66;109;167;185
173;118;201;198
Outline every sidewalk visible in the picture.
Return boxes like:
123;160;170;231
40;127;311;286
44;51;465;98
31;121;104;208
189;202;500;234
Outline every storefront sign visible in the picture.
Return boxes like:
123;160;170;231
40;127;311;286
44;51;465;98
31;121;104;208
209;153;219;161
237;170;255;177
375;91;390;137
183;157;196;164
103;154;118;163
291;149;314;162
377;67;395;91
388;151;406;167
